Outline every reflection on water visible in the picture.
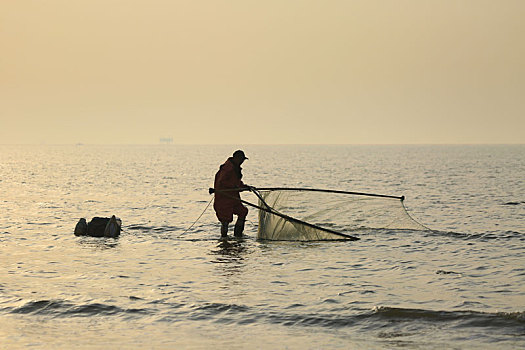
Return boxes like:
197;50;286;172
210;238;249;277
76;237;120;250
211;239;247;263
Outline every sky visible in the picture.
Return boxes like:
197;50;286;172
1;0;524;144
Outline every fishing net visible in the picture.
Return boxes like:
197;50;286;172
255;188;429;241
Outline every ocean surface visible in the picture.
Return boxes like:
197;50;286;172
0;144;524;349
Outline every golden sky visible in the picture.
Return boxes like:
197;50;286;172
1;0;524;144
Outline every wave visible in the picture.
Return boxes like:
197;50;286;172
3;299;149;317
424;230;524;240
191;302;250;315
4;299;524;337
370;306;525;325
260;307;525;332
180;302;525;333
436;269;463;276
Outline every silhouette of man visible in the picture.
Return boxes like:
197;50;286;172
213;150;250;238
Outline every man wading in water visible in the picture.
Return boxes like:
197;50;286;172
213;150;250;238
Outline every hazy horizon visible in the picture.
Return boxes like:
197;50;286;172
2;1;524;145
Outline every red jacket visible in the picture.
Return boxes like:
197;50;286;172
214;158;245;207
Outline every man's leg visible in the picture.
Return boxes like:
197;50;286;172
233;204;248;237
233;217;245;237
221;221;229;238
215;205;233;238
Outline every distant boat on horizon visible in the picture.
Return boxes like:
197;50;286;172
159;137;173;144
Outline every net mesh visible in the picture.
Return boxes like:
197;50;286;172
257;189;429;241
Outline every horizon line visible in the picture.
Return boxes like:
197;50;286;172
1;142;523;146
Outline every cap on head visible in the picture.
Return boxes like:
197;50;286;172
233;150;248;160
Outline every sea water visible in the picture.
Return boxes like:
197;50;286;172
0;144;523;349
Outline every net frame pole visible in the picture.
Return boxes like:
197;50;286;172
254;187;405;201
210;187;404;201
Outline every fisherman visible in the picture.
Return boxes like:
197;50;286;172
213;150;250;238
